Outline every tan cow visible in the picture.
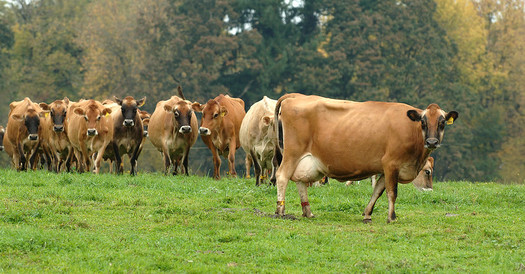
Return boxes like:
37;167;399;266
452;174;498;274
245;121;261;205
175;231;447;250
66;99;113;174
239;96;277;186
274;94;458;223
39;98;71;172
148;94;198;175
411;156;434;191
3;97;44;170
192;94;246;179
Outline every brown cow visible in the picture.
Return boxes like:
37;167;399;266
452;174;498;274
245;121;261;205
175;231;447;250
103;96;146;175
411;156;434;191
274;94;458;223
66;99;113;174
39;98;71;172
192;94;246;179
3;98;44;170
148;94;198;175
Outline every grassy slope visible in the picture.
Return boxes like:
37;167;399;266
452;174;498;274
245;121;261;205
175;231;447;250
0;169;524;272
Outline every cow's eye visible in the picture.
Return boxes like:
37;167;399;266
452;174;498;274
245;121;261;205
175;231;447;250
213;113;219;119
421;120;427;129
97;116;101;121
174;111;180;118
84;116;88;121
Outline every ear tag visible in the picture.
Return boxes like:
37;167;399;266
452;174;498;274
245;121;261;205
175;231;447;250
106;112;110;117
220;112;226;117
44;113;49;118
446;117;454;125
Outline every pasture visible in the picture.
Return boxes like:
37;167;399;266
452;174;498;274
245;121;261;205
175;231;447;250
1;169;524;272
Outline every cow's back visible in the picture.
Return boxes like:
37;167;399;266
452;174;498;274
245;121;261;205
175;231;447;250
217;95;245;146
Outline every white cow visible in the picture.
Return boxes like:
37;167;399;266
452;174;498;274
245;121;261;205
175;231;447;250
239;96;277;186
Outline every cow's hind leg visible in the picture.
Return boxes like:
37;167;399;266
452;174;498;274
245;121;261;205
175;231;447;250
250;150;262;186
296;182;314;218
363;174;386;223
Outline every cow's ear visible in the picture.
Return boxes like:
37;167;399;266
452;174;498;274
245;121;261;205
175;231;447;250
11;114;24;122
137;97;146;107
427;156;434;167
39;103;50;111
192;102;204;112
140;110;148;115
74;108;85;116
142;118;150;125
114;96;122;106
102;108;112;117
39;111;50;118
407;110;422;122
220;106;228;117
262;116;272;126
63;97;70;106
164;104;173;112
445;111;458;125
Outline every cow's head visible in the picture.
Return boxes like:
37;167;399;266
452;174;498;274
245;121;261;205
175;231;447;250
115;96;146;127
0;126;5;151
12;107;41;141
412;157;434;191
407;104;458;150
192;99;226;136
40;97;69;132
165;99;194;134
139;110;151;137
74;100;112;137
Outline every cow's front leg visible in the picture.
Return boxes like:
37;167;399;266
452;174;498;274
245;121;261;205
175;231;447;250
363;174;386;223
212;148;221;179
227;140;237;177
385;170;399;223
296;182;314;217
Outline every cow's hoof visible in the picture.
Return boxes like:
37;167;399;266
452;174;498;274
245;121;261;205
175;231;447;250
363;218;372;224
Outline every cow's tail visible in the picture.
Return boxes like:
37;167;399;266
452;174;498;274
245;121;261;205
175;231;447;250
271;93;299;184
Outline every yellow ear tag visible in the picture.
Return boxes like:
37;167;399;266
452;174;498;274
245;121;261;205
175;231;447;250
44;113;49;118
105;112;110;117
446;117;454;125
220;112;226;117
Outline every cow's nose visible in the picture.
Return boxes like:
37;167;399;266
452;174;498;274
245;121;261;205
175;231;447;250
199;127;211;136
425;138;439;149
28;134;38;141
143;130;148;137
0;146;4;151
123;119;134;127
87;129;98;136
53;125;64;132
179;126;192;134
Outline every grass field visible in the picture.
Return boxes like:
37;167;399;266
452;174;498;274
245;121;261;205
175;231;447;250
0;169;524;272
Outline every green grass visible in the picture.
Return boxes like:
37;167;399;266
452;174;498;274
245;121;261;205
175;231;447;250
0;169;524;272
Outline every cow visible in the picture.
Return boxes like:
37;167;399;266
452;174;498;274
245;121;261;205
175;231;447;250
139;110;151;137
102;96;146;175
66;99;113;174
411;156;434;191
0;126;4;151
273;94;458;223
192;94;246;179
239;96;277;186
39;98;71;172
3;97;44;170
148;91;198;175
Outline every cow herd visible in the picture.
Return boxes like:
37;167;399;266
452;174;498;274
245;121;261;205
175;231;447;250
0;91;458;222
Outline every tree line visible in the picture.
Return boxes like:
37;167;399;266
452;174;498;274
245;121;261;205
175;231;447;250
0;0;523;182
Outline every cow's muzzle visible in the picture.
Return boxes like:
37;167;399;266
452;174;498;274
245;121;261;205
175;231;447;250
123;119;135;127
424;138;439;149
53;125;64;132
87;129;98;136
143;130;148;137
28;134;38;141
0;145;4;151
179;126;192;134
199;127;211;136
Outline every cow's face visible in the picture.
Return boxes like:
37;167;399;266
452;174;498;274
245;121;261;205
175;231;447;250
412;157;434;190
0;126;5;151
165;100;194;134
42;98;69;132
115;96;145;127
193;99;227;136
139;110;151;137
74;103;112;136
407;104;458;150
